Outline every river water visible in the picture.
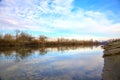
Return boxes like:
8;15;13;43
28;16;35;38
0;46;104;80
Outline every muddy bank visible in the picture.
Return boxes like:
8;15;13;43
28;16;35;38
102;40;120;80
103;40;120;57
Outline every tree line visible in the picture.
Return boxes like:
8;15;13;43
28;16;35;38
0;31;100;47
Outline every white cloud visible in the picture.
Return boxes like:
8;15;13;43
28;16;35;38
0;0;120;40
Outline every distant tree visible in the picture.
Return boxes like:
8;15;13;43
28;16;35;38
0;34;3;40
0;31;3;40
57;38;61;43
39;35;48;43
15;30;20;40
3;34;13;41
17;32;33;42
58;38;66;42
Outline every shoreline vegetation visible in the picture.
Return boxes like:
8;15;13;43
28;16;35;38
103;39;120;57
0;31;100;47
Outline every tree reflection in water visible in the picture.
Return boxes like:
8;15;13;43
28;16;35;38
0;45;97;60
0;45;102;80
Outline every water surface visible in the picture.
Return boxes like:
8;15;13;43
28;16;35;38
0;46;104;80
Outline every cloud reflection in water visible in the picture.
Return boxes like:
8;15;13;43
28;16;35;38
0;47;103;80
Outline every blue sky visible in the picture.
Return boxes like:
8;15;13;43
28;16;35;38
0;0;120;40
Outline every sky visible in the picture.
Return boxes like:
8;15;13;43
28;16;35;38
0;0;120;40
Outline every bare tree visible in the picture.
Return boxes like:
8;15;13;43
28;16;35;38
15;30;20;40
17;32;33;42
3;34;13;41
39;35;48;43
0;34;3;40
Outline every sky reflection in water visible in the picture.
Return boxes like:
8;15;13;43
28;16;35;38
0;46;103;80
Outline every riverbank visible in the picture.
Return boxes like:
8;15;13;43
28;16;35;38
0;32;100;47
103;39;120;57
0;40;100;48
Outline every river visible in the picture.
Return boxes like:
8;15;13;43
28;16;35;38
0;46;113;80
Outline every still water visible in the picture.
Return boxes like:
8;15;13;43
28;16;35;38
0;46;104;80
